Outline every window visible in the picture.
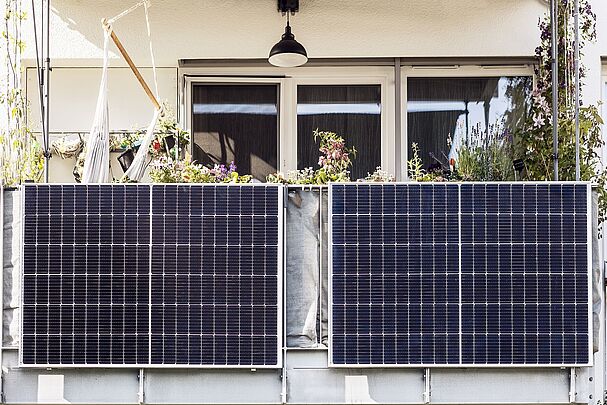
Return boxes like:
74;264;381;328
184;68;392;178
183;64;533;181
297;85;382;180
191;84;279;180
406;76;532;169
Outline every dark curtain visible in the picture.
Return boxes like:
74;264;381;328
192;84;278;180
407;77;531;169
297;85;381;180
407;111;462;168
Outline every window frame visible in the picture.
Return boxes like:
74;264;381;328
182;75;285;176
400;64;535;179
180;66;394;176
290;73;394;176
179;63;535;180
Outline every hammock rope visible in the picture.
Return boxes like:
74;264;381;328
123;0;161;182
143;1;159;98
107;0;151;25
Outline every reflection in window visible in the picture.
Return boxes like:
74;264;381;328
192;84;278;180
407;77;532;169
297;85;381;180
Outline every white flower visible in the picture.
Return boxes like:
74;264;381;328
532;114;546;128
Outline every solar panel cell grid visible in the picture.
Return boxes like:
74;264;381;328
331;183;461;366
149;185;279;366
21;184;281;367
22;185;151;366
330;182;591;367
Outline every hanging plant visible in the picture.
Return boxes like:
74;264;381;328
51;134;84;159
110;132;144;151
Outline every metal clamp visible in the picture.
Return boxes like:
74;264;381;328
569;367;576;403
138;369;145;405
423;368;431;404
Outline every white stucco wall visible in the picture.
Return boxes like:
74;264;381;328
588;0;607;106
24;0;549;65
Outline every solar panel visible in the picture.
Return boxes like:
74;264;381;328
22;184;151;366
21;184;282;368
329;182;591;367
459;183;590;365
150;185;281;366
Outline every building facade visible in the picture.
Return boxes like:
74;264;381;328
2;1;606;404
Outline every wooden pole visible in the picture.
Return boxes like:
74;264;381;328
102;19;161;111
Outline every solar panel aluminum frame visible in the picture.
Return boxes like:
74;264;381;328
327;181;593;368
19;183;284;369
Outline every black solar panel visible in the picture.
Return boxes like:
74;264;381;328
459;183;590;365
22;185;151;365
150;185;281;366
329;183;591;367
21;184;282;367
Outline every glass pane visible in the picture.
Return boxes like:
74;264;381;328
192;84;278;180
297;85;381;180
407;77;532;169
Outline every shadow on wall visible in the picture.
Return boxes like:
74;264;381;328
43;0;281;65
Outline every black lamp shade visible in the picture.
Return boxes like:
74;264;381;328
269;23;307;67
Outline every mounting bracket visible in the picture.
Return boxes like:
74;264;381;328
138;369;145;404
278;0;299;13
569;367;576;403
423;368;431;404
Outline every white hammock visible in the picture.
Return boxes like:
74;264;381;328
82;0;159;183
81;31;110;183
124;108;160;181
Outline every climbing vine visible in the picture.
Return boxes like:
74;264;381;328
518;0;606;222
1;0;43;186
